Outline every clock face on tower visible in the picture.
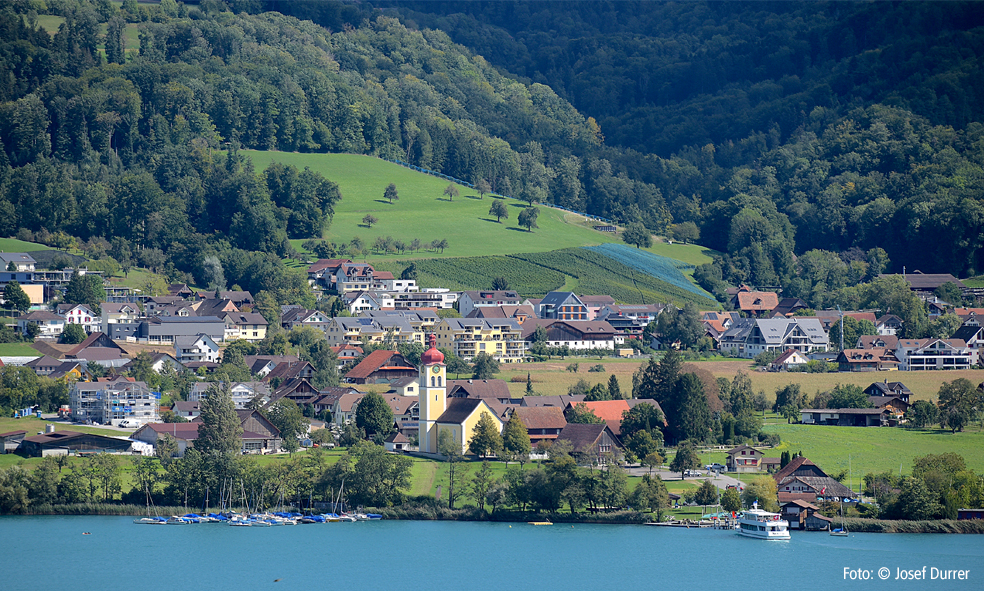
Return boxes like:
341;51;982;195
431;365;441;374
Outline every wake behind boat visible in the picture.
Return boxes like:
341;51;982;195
736;502;790;540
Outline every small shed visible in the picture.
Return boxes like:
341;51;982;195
384;431;410;453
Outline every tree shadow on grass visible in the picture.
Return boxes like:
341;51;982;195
505;227;532;233
465;194;483;200
479;218;504;224
509;202;531;209
374;199;394;205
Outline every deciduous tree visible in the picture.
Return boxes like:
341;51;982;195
468;412;503;458
355;391;395;438
384;183;399;204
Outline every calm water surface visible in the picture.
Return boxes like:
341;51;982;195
1;516;981;591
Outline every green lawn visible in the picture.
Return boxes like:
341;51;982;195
36;14;65;35
764;422;984;478
0;238;50;252
244;151;621;259
0;343;40;356
962;276;984;288
644;241;717;270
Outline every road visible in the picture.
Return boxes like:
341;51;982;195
625;465;744;489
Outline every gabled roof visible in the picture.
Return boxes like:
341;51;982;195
736;291;779;311
773;456;818;483
539;291;584;309
556;423;621;454
521;395;586;407
344;350;414;380
447;379;513;400
307;258;352;274
513;406;567;430
726;444;762;456
857;334;899;350
864;381;912;397
576;400;630;422
25;355;62;369
952;324;984;343
436;398;500;426
243;355;300;374
19;311;63;322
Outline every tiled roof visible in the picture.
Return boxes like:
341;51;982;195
513;406;567;430
736;291;779;311
436;398;486;425
345;350;413;379
447;379;513;400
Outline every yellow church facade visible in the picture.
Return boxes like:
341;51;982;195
418;334;503;455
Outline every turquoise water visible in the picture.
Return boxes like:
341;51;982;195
1;517;981;590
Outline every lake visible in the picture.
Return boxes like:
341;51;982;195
0;517;980;590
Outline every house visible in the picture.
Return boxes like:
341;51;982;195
435;317;526;362
447;379;516;405
307;258;352;290
243;355;301;377
270;378;320;406
219;312;268;342
734;290;780;317
48;361;92;382
342;290;394;314
174;334;220;364
344;350;417;385
70;378;159;426
884;272;965;296
18;429;132;457
718;318;829;358
511;406;567;445
895;338;976;370
167;284;194;298
17;311;66;338
371;272;417;293
579;295;616;321
770;349;810;371
199;290;254;308
172;400;201;420
726;444;765;473
952;324;984;361
458;290;522;318
774;456;857;501
263;360;315;384
864;381;913;403
521;395;586;408
781;499;834;531
192;298;239;318
66;332;128;361
800;408;888;427
388;377;419;397
144;296;188;315
384;431;411;452
331;392;366;426
56;303;99;333
467;304;536;324
0;252;36;272
188;381;271;409
521;319;620;350
390;288;458;310
555;423;623;465
596;304;664;334
836;348;900;372
875;314;904;336
324;316;420;346
147;352;183;374
856;334;899;350
138;316;226;345
135;409;281;456
771;297;809;317
868;395;910;417
334;263;376;294
331;344;364;368
281;308;331;332
25;355;64;376
761;457;782;472
537;291;589;320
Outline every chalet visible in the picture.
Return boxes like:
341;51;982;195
172;400;201;420
864;380;912;403
555;423;624;465
344;350;417;385
280;308;331;332
263;360;315;384
868;396;910;418
774;456;857;501
25;355;63;376
726;444;764;473
18;430;132;457
800;408;888;427
836;348;900;372
330;344;364;369
511;406;567;445
243;355;301;377
270;377;320;406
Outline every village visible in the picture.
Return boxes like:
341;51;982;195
1;251;983;524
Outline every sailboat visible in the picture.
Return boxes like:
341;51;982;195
134;485;166;525
831;455;850;536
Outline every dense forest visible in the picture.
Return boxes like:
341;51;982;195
1;0;983;308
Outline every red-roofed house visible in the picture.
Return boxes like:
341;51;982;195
735;291;780;317
344;350;417;385
511;406;567;444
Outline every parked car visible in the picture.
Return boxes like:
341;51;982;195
684;469;703;477
707;463;726;471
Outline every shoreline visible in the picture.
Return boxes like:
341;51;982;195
7;505;984;533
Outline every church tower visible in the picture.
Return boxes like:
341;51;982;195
417;333;446;454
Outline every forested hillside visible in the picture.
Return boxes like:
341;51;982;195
1;0;983;309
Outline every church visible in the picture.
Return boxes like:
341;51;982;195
418;334;503;455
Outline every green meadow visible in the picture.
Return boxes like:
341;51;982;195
243;151;620;259
0;238;50;252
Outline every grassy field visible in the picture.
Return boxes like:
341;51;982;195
0;238;50;252
962;275;984;288
0;343;41;356
765;423;984;477
244;151;620;259
643;240;716;269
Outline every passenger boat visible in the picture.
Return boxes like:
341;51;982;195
736;502;790;540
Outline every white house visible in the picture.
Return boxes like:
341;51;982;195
174;334;220;364
719;318;829;359
895;338;976;370
101;302;142;334
57;303;100;334
17;311;66;338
